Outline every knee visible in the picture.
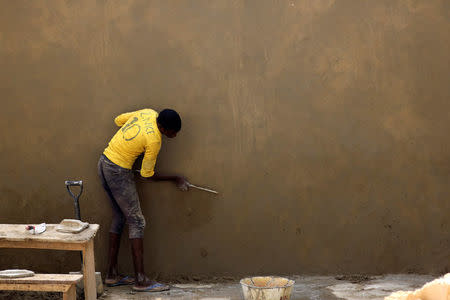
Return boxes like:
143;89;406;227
110;215;126;234
128;213;146;239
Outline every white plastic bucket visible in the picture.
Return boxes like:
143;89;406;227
240;276;295;300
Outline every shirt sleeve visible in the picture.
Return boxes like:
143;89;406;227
114;111;137;127
140;142;161;177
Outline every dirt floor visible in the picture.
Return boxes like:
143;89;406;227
0;274;436;300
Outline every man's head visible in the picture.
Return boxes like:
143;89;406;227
157;109;181;138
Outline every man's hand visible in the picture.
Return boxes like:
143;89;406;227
147;172;190;191
175;176;189;191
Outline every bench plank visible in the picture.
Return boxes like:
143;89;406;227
0;224;99;244
0;274;83;285
0;283;71;292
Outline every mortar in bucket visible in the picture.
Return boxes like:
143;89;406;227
240;276;295;300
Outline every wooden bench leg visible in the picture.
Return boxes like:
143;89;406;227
63;284;76;300
82;239;97;300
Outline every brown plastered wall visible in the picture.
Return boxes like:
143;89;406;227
0;0;449;276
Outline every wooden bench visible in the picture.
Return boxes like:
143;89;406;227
0;274;83;300
0;223;99;299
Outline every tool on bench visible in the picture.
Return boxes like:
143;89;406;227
65;180;83;220
64;180;104;295
26;223;46;235
64;180;84;266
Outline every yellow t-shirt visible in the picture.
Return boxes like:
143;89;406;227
103;109;161;177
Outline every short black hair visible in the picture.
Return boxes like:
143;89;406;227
157;109;181;132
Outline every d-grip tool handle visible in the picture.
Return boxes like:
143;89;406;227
65;180;83;186
65;181;83;197
65;180;83;220
64;180;84;268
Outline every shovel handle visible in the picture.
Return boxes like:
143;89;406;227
65;180;83;186
65;181;83;198
65;180;83;220
64;181;84;266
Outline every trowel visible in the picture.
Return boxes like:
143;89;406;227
134;170;218;194
186;182;218;194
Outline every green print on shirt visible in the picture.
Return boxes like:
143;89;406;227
140;112;155;134
121;117;141;141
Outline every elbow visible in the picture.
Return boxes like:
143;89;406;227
140;170;154;178
114;118;122;127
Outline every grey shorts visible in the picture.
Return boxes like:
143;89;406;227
97;154;146;239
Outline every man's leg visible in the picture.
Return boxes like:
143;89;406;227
110;175;169;291
130;238;151;286
130;238;169;291
107;232;121;279
100;156;168;291
98;156;129;284
125;201;160;288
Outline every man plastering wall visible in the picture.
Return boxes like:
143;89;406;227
98;108;189;292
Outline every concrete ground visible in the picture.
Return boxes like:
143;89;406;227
99;274;435;300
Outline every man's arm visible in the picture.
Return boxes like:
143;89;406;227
137;170;186;184
139;143;190;190
149;173;178;181
139;142;161;178
148;173;189;191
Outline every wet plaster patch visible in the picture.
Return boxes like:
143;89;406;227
173;284;214;289
99;283;237;300
385;273;450;300
328;274;435;300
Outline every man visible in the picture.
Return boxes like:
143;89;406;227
98;108;188;292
